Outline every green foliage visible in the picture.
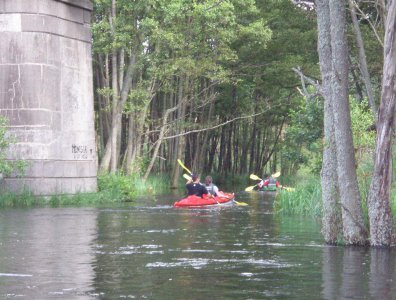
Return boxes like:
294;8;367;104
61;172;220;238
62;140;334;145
347;11;383;99
124;85;152;114
0;190;41;208
274;175;322;216
252;0;318;96
91;0;320;177
350;98;376;165
281;97;324;174
0;174;172;208
349;98;376;212
276;99;376;217
0;116;27;176
98;173;171;199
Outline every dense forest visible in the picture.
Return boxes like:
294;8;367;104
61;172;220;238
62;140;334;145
92;0;319;183
92;0;396;246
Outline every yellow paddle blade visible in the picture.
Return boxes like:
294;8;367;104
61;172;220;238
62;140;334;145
249;174;262;181
245;185;256;191
272;171;281;178
183;174;192;181
177;159;192;175
234;200;248;206
280;185;295;192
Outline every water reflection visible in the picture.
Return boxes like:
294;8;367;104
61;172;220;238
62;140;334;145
369;248;396;299
0;208;98;299
0;193;396;299
322;246;396;299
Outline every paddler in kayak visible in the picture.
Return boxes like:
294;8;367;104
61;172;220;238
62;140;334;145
186;174;209;198
258;174;280;190
204;176;219;196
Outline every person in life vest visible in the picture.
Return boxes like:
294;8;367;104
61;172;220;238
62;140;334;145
186;173;208;198
204;175;219;196
258;174;280;190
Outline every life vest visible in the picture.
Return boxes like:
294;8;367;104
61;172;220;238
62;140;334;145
205;183;216;195
268;177;280;188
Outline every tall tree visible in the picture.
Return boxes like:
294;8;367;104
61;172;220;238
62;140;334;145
317;0;341;244
321;13;343;240
367;0;396;247
315;0;368;244
329;0;367;245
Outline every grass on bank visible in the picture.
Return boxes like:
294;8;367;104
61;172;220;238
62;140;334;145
274;172;396;218
274;175;322;216
0;174;173;208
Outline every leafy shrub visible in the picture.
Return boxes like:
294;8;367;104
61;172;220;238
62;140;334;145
0;116;27;176
274;175;322;216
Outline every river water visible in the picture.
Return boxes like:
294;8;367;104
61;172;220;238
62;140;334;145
0;191;396;299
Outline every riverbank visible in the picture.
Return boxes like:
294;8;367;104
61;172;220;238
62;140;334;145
275;174;396;218
0;174;173;208
0;173;252;208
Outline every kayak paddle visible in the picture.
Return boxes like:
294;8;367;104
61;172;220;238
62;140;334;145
249;171;280;181
272;171;281;178
244;184;257;191
183;173;192;181
280;185;295;192
234;200;248;206
177;159;193;175
249;174;262;181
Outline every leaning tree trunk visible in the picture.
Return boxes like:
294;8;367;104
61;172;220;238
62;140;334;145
143;105;178;180
316;0;342;244
329;0;367;245
367;1;396;247
348;0;377;117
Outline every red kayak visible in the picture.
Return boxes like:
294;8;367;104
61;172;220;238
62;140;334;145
174;191;235;207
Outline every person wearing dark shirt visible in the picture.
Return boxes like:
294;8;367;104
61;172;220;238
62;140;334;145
186;174;208;198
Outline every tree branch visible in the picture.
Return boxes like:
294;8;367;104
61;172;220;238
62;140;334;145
292;67;322;99
162;108;278;140
205;0;225;11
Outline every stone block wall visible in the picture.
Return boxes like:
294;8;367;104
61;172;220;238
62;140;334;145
0;0;97;195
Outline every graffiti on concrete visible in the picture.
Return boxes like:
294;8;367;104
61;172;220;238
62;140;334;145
72;144;94;160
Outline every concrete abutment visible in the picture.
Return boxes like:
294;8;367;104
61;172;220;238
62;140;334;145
0;0;97;195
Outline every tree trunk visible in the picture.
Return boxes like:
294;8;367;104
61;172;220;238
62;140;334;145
171;76;187;188
348;0;377;116
143;105;178;180
99;138;112;174
195;82;215;172
97;53;112;173
329;0;367;245
316;0;342;244
367;1;396;247
110;1;119;173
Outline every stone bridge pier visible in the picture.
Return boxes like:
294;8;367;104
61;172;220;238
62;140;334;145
0;0;97;195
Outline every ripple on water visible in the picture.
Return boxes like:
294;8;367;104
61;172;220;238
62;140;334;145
146;257;296;270
98;244;165;255
0;273;32;277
